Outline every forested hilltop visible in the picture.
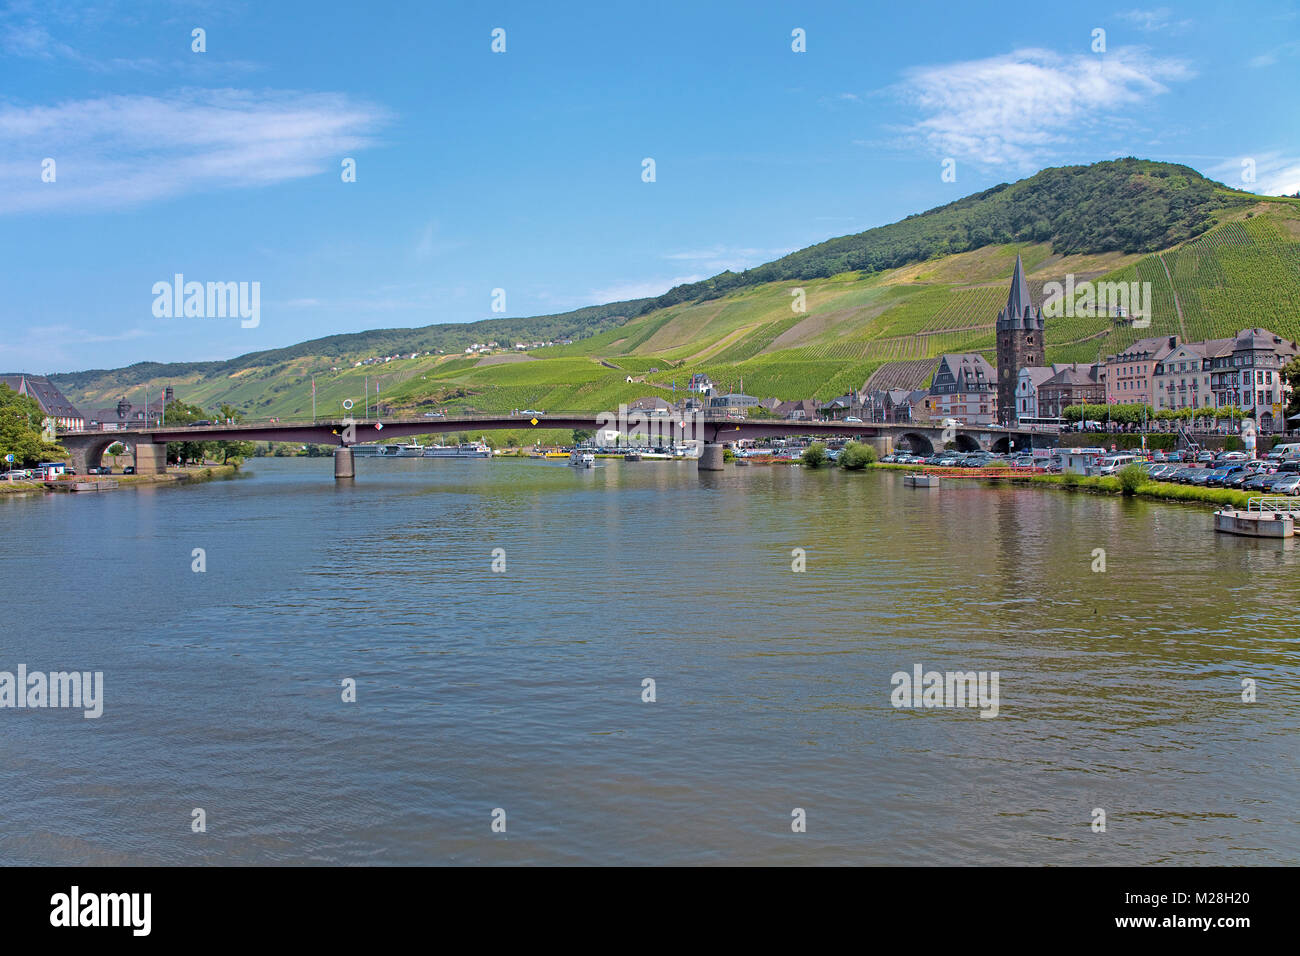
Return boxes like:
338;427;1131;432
637;158;1250;312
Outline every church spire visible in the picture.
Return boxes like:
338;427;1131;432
1005;253;1031;322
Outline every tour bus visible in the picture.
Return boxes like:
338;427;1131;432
1017;416;1066;431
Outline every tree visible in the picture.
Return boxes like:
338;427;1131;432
801;442;828;468
839;441;876;470
0;385;66;466
211;404;252;463
162;399;211;464
1284;357;1300;419
1117;463;1147;496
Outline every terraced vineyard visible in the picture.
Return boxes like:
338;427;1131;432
54;177;1300;421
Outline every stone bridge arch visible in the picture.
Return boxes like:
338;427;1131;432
62;434;167;475
952;433;981;452
898;432;934;455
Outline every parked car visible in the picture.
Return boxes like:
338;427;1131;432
1259;471;1292;493
1206;465;1247;487
843;416;863;423
1196;451;1216;463
194;420;212;426
123;466;136;475
1269;473;1300;495
1243;472;1272;492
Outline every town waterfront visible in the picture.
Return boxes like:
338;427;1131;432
1;458;1296;865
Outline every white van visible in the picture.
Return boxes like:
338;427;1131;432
1092;453;1141;476
1269;442;1300;461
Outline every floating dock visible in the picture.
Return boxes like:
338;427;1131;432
1214;497;1297;538
903;473;939;489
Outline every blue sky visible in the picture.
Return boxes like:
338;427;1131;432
1;0;1297;373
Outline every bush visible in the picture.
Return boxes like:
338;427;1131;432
838;441;876;470
722;446;736;463
1061;471;1080;488
801;442;828;468
1117;463;1147;496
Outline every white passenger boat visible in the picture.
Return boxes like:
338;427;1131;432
423;441;492;459
570;450;596;468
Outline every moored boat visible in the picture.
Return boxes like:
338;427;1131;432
423;441;491;459
1214;497;1296;538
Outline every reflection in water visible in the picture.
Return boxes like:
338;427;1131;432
0;457;1295;865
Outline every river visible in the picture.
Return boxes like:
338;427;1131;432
1;457;1295;864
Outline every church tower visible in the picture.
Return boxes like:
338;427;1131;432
995;254;1045;425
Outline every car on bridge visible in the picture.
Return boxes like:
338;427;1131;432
844;416;863;423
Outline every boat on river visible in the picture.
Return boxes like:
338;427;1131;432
423;441;491;459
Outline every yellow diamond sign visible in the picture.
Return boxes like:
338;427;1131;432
530;417;539;426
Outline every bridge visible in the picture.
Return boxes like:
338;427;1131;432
58;413;1055;477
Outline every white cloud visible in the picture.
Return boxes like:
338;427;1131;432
1209;152;1300;196
413;221;463;260
1249;41;1299;68
0;324;146;371
897;46;1192;169
662;246;795;273
589;275;707;303
0;90;390;214
1115;8;1193;32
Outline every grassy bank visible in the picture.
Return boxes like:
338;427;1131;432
1021;473;1254;508
7;463;244;496
867;462;1254;508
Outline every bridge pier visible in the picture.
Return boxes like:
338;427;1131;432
134;441;167;475
867;435;894;458
698;441;726;471
334;446;355;479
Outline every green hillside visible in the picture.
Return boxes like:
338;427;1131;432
51;159;1300;423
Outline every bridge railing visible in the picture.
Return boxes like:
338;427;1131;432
64;411;1044;436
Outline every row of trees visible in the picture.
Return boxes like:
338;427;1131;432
1063;403;1269;426
161;400;255;464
